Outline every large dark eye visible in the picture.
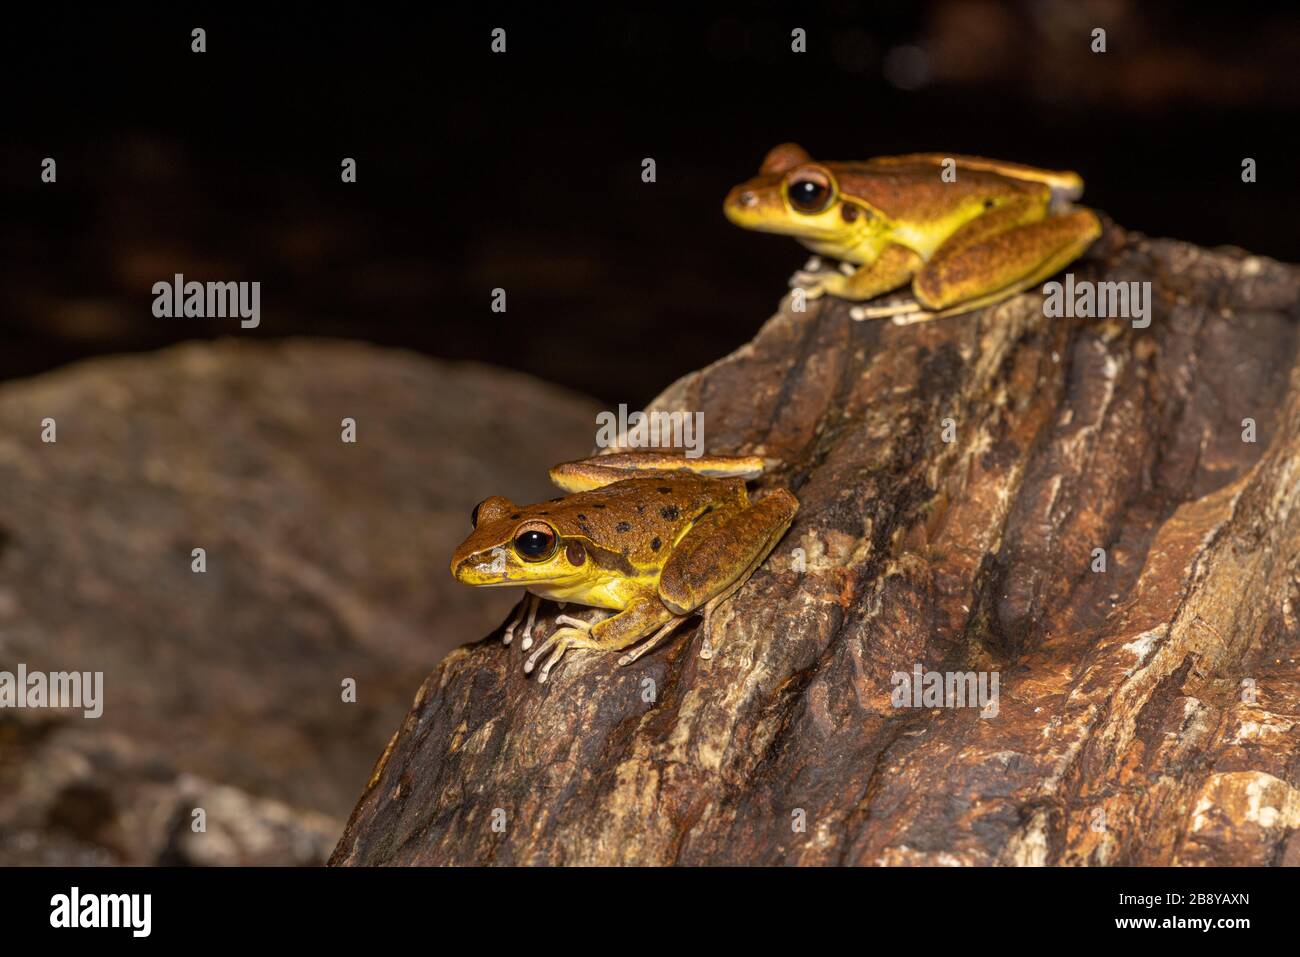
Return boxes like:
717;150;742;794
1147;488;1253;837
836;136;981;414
787;171;833;213
513;524;557;561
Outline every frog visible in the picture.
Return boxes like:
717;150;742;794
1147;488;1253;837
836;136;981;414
450;451;798;683
724;143;1102;324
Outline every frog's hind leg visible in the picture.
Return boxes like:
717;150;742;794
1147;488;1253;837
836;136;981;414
549;451;766;493
849;297;938;323
617;614;690;666
853;205;1101;324
911;205;1101;315
657;489;799;654
585;499;792;670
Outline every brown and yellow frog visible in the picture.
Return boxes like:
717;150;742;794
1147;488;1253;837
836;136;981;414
725;143;1101;323
451;452;798;682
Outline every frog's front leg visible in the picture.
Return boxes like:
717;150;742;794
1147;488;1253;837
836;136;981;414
523;596;675;683
850;199;1100;323
790;243;921;302
502;593;541;647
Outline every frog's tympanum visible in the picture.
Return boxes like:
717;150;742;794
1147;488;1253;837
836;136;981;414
451;452;798;683
725;144;1102;323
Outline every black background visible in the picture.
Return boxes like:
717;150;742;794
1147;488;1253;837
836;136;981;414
4;2;1297;405
1;863;1275;942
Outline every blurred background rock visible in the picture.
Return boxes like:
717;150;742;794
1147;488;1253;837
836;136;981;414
0;341;599;863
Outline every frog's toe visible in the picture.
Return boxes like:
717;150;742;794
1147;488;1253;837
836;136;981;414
516;598;543;650
789;272;829;296
523;631;560;676
503;594;540;646
524;625;593;682
535;643;570;684
889;310;939;326
519;623;534;650
849;297;925;322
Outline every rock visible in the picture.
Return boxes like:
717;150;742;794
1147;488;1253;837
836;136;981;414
0;721;338;866
332;227;1300;866
0;339;602;864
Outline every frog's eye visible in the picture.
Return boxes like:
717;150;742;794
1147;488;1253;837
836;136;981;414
786;169;834;214
513;522;557;562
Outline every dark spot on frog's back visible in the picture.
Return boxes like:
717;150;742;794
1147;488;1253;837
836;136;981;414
660;505;680;521
657;487;671;494
616;521;631;533
651;537;661;551
510;513;520;520
577;514;586;521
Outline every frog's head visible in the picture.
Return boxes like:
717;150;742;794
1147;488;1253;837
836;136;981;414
451;496;590;588
724;143;877;246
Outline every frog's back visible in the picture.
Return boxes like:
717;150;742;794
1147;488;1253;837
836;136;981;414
834;161;1044;224
841;153;1086;219
542;474;743;562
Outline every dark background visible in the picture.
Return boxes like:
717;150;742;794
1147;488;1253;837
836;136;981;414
4;1;1298;406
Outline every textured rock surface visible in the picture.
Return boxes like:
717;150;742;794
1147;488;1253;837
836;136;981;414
0;339;601;864
333;228;1300;865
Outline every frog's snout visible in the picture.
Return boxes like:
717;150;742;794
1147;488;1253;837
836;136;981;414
725;178;786;229
723;185;760;225
450;548;482;584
